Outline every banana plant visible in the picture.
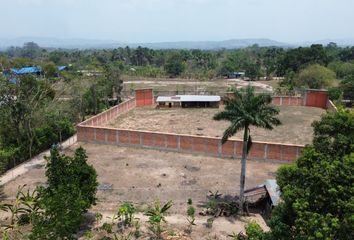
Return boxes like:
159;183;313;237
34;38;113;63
145;199;173;239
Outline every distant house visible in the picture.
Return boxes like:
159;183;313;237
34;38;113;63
2;66;42;84
10;66;42;75
156;95;221;108
227;71;245;79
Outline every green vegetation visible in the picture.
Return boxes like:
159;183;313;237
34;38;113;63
30;147;98;239
294;64;336;89
213;86;281;215
267;109;354;240
0;146;98;239
186;198;196;234
145;199;173;239
0;75;75;174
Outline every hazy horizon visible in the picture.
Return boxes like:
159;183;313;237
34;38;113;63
1;0;354;43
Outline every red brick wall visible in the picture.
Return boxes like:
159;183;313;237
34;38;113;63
79;98;136;127
77;126;303;162
272;96;303;106
135;89;154;107
305;90;328;108
76;93;316;162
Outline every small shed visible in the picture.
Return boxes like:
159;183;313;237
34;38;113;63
156;95;221;108
244;179;281;218
227;71;245;79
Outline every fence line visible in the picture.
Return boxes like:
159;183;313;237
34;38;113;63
77;93;332;162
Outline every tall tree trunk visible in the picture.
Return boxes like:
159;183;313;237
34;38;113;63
239;126;248;215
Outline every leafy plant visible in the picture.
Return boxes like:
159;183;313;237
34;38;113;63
0;185;40;229
112;232;133;240
133;219;141;238
206;217;214;228
230;222;265;240
118;202;136;226
186;198;196;234
145;199;173;239
101;222;114;234
208;190;222;199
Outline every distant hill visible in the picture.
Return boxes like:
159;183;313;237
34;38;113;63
0;37;353;50
0;37;125;50
129;38;291;49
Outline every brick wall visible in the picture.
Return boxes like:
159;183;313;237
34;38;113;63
135;89;154;107
271;96;303;106
76;92;312;162
77;126;303;162
79;98;136;127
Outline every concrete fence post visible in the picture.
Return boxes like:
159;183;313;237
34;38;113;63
264;144;268;160
116;130;119;145
218;141;222;157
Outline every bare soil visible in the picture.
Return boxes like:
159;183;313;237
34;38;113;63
107;106;325;145
1;143;281;239
122;77;274;96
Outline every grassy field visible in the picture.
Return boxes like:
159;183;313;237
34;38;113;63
107;105;325;145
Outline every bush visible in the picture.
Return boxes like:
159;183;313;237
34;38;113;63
30;147;98;239
294;64;336;89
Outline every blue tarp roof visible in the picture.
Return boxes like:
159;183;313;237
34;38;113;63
10;66;42;75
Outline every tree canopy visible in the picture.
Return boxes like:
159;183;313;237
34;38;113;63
294;64;336;89
268;109;354;240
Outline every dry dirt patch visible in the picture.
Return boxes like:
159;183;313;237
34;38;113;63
1;143;281;239
107;105;325;145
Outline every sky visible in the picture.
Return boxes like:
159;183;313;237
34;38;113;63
0;0;354;43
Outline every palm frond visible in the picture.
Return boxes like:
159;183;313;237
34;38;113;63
213;85;281;145
221;119;244;144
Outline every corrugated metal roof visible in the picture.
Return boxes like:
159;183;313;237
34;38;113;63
264;179;281;206
156;95;220;102
58;66;67;71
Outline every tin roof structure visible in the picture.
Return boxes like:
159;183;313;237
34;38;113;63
10;66;42;75
156;95;221;102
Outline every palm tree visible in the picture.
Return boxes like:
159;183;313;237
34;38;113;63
213;86;281;214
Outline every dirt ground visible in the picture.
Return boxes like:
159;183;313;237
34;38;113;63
1;143;282;239
122;77;274;97
107;105;325;145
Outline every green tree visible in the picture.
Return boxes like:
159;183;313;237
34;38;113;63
165;53;186;77
294;64;336;89
213;86;281;214
341;75;354;101
277;44;329;76
42;62;58;78
268;109;354;240
30;147;98;239
0;75;55;160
